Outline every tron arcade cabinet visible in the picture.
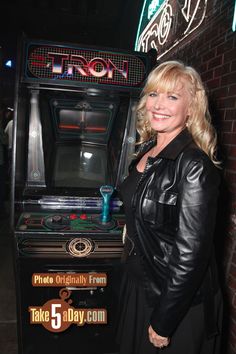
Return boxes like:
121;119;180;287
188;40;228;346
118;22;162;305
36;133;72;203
11;37;151;354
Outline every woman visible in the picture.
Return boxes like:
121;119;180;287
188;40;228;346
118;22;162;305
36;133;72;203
117;60;223;354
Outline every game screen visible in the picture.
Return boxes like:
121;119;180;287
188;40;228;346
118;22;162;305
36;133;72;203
50;96;113;189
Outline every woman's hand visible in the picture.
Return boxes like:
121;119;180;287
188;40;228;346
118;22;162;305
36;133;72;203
148;325;170;349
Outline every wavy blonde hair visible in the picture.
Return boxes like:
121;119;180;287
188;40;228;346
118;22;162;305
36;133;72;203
136;60;219;165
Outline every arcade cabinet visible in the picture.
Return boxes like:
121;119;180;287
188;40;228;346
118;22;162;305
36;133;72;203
11;37;151;354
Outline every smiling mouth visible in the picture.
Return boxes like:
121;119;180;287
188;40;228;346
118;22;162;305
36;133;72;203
152;114;171;119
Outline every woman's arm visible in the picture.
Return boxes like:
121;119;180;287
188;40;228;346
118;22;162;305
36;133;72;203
150;156;220;337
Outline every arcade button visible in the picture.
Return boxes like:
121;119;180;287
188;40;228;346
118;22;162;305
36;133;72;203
80;213;87;220
52;215;63;223
69;214;78;220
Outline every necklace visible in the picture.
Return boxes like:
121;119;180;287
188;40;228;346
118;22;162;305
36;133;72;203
137;141;166;172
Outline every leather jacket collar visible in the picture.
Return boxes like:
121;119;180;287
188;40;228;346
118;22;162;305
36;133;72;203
129;128;194;174
138;128;193;161
157;128;193;160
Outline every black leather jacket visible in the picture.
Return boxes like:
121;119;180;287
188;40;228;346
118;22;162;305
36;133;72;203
128;128;220;338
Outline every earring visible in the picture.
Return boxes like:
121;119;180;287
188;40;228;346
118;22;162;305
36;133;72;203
186;116;190;127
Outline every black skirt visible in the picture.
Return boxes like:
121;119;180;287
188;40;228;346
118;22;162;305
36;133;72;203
116;253;157;354
116;253;223;354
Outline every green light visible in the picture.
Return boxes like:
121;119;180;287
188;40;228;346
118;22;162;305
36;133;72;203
148;0;164;19
134;0;165;50
233;0;236;32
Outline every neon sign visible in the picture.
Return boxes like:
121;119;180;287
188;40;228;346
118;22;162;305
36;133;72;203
148;0;165;19
135;0;208;59
24;43;147;89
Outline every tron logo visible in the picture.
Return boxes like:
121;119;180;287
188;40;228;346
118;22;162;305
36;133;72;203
34;52;129;80
25;43;147;87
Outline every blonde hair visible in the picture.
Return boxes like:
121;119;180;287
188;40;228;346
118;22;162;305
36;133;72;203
137;60;219;166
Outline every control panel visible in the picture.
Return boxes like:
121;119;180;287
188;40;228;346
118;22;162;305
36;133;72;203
16;212;124;233
15;212;125;259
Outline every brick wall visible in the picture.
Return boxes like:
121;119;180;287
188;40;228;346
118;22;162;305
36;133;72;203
160;1;236;352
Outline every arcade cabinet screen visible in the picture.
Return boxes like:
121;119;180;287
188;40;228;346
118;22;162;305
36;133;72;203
40;93;124;191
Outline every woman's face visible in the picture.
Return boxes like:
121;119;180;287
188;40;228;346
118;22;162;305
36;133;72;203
145;79;191;137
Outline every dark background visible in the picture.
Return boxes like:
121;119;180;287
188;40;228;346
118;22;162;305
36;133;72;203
0;0;144;66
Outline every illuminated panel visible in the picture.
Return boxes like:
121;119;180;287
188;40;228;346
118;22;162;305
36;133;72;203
135;0;208;60
233;0;236;32
58;110;109;133
49;97;115;143
24;43;147;88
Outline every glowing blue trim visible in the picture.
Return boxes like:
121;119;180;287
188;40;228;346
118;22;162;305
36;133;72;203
233;0;236;32
135;0;147;50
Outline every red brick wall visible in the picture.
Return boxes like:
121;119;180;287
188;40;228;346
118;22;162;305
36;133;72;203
160;1;236;352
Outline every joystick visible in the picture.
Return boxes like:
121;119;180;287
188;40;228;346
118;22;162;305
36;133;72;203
43;214;69;230
94;185;117;229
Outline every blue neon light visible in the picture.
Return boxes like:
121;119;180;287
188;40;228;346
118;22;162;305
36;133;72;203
5;60;12;68
233;0;236;31
135;0;147;50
